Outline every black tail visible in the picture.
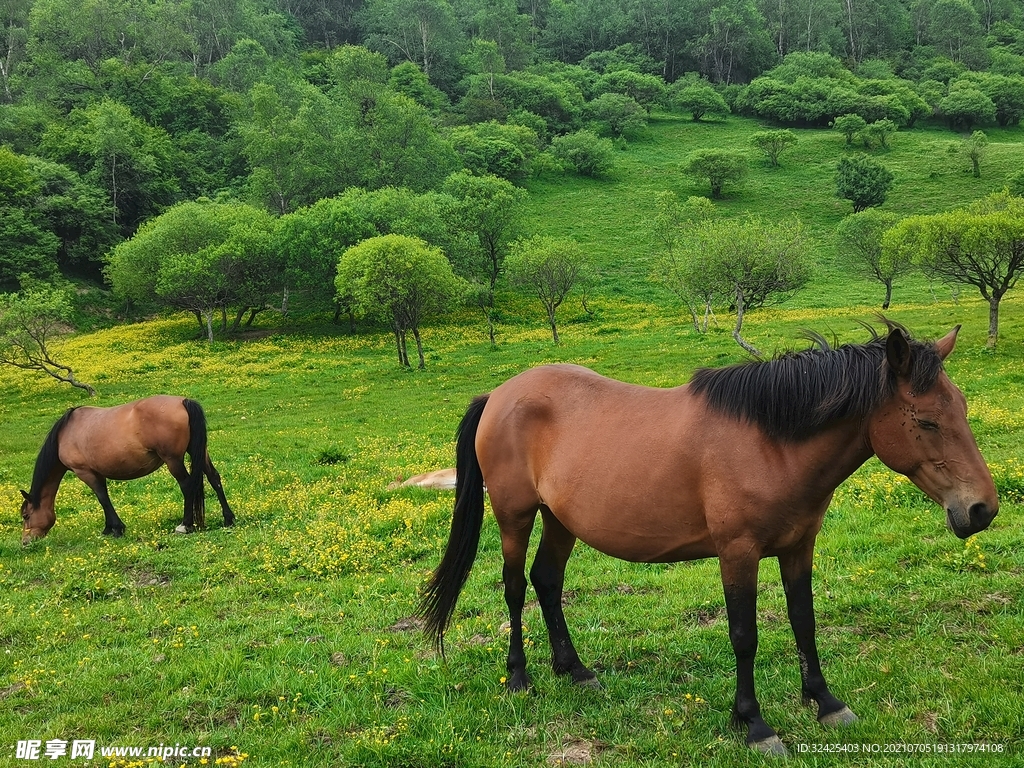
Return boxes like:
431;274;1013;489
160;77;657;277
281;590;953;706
420;394;490;655
183;398;207;530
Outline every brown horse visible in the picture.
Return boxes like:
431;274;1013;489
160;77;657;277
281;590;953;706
20;396;234;544
420;323;998;755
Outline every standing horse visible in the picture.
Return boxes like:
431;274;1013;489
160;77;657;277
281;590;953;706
20;396;234;544
420;324;998;755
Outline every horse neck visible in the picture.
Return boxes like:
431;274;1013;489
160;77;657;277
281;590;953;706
789;416;875;500
31;461;67;510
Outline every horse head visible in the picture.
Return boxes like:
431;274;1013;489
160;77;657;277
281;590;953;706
20;489;55;545
867;326;999;538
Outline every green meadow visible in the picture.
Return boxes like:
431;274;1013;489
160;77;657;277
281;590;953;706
1;116;1023;767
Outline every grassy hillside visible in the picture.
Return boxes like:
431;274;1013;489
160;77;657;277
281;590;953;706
1;116;1023;767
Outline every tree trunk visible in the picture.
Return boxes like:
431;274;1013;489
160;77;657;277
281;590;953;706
731;288;762;357
246;307;259;326
281;285;289;315
988;295;1000;348
882;279;892;310
486;307;496;346
393;325;405;365
972;156;980;178
202;311;214;342
546;304;559;344
413;327;425;369
231;306;246;331
220;306;228;332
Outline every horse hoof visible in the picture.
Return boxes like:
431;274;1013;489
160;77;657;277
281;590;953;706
750;735;789;757
506;672;531;693
174;524;193;534
819;706;858;727
573;674;602;690
103;528;124;538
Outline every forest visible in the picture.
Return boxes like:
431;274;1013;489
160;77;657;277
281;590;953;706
2;0;1024;318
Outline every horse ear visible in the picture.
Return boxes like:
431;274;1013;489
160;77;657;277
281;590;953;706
20;489;30;501
934;325;961;361
886;327;912;378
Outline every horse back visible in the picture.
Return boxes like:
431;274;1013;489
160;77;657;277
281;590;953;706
57;396;191;479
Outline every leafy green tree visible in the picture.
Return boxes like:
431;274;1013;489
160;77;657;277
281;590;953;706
584;92;647;139
939;87;996;131
448;121;539;184
389;61;447;111
359;0;461;83
0;208;59;288
835;209;908;309
506;235;591;344
833;113;868;145
595;69;665;108
979;74;1024;127
862;118;897;148
0;284;93;395
274;197;375;322
749;129;797;167
927;0;984;64
672;80;730;121
441;170;527;344
835;155;893;212
650;192;718;332
884;192;1024;347
549;130;615;178
683;148;748;198
336;234;466;368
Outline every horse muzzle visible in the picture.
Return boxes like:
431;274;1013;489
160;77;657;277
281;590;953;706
21;527;49;546
946;501;998;539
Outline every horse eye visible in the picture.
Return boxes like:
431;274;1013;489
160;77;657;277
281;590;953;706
918;419;939;431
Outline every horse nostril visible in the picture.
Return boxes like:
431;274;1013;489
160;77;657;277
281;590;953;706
969;502;996;527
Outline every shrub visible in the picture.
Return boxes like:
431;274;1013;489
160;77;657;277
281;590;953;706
549;130;615;177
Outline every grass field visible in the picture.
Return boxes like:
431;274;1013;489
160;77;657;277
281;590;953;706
1;115;1023;767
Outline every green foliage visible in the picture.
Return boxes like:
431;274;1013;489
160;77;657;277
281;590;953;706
833;113;868;145
835;155;894;212
275;198;376;316
834;209;907;308
448;121;539;184
682;148;748;198
862;118;897;149
388;61;447;111
749;129;797;167
963;130;988;178
939;87;997;131
649;192;717;331
584;92;648;139
884;191;1024;346
671;80;730;122
595;69;665;108
506;235;591;343
0;284;93;394
335;234;466;367
549;130;615;178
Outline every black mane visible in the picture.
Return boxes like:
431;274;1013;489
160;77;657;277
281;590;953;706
689;323;944;442
28;407;79;505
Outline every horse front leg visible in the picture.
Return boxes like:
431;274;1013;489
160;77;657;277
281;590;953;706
530;508;599;687
78;472;125;538
779;543;858;727
720;545;787;756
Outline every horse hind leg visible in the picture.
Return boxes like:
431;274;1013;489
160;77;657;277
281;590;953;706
531;508;599;688
204;452;234;526
497;505;538;692
164;457;196;534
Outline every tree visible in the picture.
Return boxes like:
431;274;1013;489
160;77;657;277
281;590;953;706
962;130;987;178
835;209;908;309
650;192;718;332
690;217;810;355
862;118;896;149
833;112;867;145
441;170;527;344
672;81;730;121
683;149;748;198
939;87;996;131
506;235;590;344
0;285;94;395
883;191;1024;347
274;197;375;322
549;130;615;178
835;155;893;212
750;129;798;167
336;234;466;368
584;92;648;139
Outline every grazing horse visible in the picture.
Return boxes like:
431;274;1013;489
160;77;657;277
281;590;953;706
420;324;998;755
20;396;234;544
